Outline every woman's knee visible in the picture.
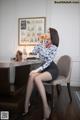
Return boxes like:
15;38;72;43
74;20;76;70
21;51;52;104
29;74;35;82
34;76;41;84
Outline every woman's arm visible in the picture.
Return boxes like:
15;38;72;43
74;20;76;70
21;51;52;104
33;59;52;72
34;45;58;72
32;44;41;54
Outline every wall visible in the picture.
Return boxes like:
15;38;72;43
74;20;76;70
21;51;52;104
0;0;80;86
0;0;47;59
47;1;80;86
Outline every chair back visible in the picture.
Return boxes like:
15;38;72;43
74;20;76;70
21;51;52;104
57;55;72;81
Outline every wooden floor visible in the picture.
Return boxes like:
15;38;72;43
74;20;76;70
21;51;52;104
12;86;80;120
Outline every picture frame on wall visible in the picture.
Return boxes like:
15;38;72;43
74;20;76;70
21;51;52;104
18;17;46;46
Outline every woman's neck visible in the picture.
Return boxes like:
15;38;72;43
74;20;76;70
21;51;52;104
45;43;52;48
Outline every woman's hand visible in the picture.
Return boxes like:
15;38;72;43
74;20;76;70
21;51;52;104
29;67;42;76
29;70;40;78
29;70;38;76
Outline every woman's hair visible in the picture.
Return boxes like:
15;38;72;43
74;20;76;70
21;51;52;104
49;28;59;47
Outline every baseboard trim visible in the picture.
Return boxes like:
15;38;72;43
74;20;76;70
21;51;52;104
59;81;80;87
71;81;80;87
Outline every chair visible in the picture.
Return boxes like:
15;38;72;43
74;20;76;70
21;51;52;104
44;55;72;110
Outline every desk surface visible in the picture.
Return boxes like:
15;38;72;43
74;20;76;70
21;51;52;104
0;59;42;68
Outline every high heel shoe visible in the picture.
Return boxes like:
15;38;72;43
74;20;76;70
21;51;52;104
22;103;31;117
43;111;51;120
43;117;50;120
22;111;29;117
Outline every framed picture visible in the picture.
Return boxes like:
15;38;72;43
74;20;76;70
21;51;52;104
18;17;46;46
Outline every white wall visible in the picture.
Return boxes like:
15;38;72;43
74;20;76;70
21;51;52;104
0;0;80;86
0;0;47;59
47;0;80;86
0;0;17;59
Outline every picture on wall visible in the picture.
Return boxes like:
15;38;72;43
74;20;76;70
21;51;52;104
18;17;46;46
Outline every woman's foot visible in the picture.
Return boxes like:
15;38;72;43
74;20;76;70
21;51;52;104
22;112;28;116
22;103;31;116
43;106;51;120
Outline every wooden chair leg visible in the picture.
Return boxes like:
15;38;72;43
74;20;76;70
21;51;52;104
51;84;54;111
67;83;72;103
56;84;61;96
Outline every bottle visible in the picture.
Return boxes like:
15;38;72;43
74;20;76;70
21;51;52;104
23;48;27;60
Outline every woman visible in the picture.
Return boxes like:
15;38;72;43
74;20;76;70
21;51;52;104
24;28;59;120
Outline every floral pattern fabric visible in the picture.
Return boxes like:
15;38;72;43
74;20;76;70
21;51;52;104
32;43;58;72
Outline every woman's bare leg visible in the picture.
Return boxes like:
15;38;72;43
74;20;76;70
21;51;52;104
25;76;34;113
25;72;40;113
34;72;52;119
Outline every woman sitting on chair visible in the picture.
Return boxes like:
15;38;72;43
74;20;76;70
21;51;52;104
24;28;59;120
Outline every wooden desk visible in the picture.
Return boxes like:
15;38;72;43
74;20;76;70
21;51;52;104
0;59;42;82
0;59;42;68
0;59;42;113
